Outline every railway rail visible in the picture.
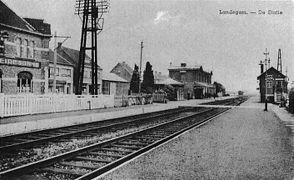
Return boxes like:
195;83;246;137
0;97;247;180
0;107;192;152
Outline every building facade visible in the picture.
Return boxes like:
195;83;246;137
55;44;103;94
257;67;287;103
168;63;215;99
110;61;133;82
0;1;51;94
48;49;74;94
101;71;129;96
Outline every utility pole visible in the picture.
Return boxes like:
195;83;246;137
263;48;269;111
139;41;143;94
53;31;71;93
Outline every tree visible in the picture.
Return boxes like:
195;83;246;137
142;61;154;94
213;81;226;95
129;64;140;93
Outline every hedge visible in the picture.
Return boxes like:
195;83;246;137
289;88;294;113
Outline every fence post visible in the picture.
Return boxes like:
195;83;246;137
0;93;4;118
29;94;33;114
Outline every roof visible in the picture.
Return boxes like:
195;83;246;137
57;45;102;70
155;78;184;86
101;72;128;83
48;49;74;67
257;67;286;79
0;1;51;36
194;82;215;88
111;61;133;74
24;18;51;35
168;65;212;74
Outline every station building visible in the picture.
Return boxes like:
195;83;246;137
257;66;287;103
0;1;51;94
168;63;215;99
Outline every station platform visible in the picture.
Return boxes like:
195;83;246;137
0;97;231;137
95;96;294;180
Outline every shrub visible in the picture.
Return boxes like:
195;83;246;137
289;88;294;113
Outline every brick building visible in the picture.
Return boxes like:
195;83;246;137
168;63;215;99
54;44;103;94
257;66;287;103
0;1;51;94
48;49;74;94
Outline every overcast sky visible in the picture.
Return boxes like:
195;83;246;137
3;0;294;93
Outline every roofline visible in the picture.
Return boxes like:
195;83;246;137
257;67;286;79
168;67;211;74
1;0;36;31
0;23;52;37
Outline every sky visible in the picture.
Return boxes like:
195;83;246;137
3;0;294;93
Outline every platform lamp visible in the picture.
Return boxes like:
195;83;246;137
0;31;9;55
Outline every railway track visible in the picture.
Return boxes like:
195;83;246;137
0;107;193;152
0;97;248;179
201;96;248;106
0;107;228;180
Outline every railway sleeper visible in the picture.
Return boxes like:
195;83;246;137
88;152;124;158
116;141;148;147
128;137;157;143
111;144;141;150
73;156;112;163
100;147;134;153
59;161;98;170
42;167;87;176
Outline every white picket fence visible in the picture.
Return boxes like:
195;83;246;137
0;93;114;118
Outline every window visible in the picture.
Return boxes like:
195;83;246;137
266;81;272;88
102;81;110;95
15;38;21;57
60;68;71;77
23;39;28;58
49;67;59;77
66;69;71;77
29;41;35;58
17;71;32;93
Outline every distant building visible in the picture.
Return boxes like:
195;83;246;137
101;71;129;96
0;1;51;94
110;61;133;82
154;71;184;101
257;66;287;103
48;49;74;94
168;63;215;99
54;44;102;94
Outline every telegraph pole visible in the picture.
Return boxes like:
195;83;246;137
139;41;143;94
53;31;70;93
263;48;269;111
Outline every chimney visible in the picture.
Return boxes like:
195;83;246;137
181;63;186;67
259;61;264;74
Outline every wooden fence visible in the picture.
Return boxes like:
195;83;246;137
114;94;154;107
0;94;114;118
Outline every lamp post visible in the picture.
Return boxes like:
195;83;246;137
52;31;70;93
263;48;269;111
